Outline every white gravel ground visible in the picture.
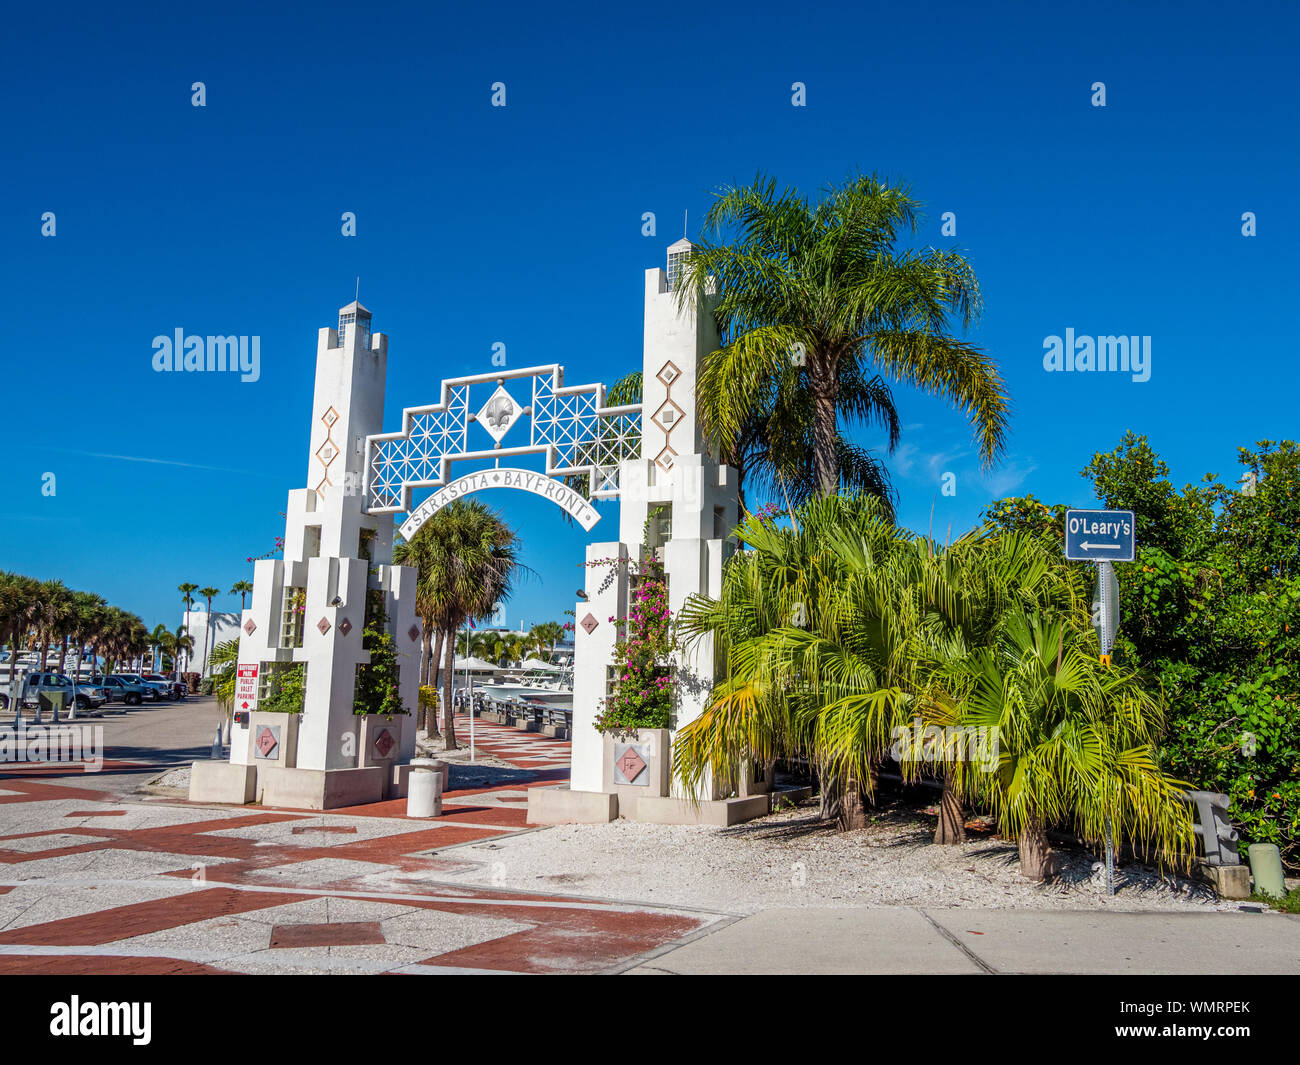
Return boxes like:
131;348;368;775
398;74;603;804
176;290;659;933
434;797;1239;915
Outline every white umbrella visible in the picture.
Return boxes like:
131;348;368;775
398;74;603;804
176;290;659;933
453;655;498;673
518;657;558;672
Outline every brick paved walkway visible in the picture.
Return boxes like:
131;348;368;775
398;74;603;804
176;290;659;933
0;714;720;974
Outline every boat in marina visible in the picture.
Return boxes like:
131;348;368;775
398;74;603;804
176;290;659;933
453;656;573;711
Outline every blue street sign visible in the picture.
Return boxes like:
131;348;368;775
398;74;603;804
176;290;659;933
1065;509;1136;562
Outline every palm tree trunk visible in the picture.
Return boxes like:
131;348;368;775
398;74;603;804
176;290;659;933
428;628;445;735
441;633;458;750
8;622;22;706
838;764;875;831
934;774;966;844
1018;815;1055;881
810;358;840;495
421;626;433;686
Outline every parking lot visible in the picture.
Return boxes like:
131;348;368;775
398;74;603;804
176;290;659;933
2;695;221;796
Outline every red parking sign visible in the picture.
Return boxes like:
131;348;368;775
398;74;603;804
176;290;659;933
235;664;259;713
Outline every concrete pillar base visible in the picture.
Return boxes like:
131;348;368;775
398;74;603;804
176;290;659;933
1194;860;1252;900
527;787;618;824
629;794;770;827
188;762;257;805
260;766;387;810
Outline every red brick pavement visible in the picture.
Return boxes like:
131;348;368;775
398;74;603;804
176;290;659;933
0;715;718;974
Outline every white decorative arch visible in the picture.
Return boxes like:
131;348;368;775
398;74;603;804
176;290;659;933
363;365;641;515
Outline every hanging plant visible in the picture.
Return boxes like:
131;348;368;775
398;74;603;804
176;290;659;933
594;550;674;733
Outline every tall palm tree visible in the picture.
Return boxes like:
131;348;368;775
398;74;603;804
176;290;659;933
393;532;448;734
230;580;254;611
677;172;1010;496
178;583;199;674
66;591;107;688
0;573;40;703
397;500;523;749
598;366;897;515
197;587;221;677
33;580;74;673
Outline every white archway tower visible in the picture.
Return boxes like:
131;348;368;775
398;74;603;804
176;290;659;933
566;240;744;813
191;301;421;809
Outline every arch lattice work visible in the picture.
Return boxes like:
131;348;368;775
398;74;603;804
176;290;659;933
365;365;641;514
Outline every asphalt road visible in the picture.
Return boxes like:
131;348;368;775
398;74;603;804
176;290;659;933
2;694;223;794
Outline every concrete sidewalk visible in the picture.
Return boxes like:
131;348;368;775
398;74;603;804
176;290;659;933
626;906;1300;975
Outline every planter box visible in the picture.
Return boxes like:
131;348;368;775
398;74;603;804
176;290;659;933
601;727;671;807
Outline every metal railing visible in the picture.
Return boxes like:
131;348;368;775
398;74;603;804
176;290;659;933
452;689;572;734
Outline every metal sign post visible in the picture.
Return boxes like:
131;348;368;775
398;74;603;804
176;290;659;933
1067;508;1137;896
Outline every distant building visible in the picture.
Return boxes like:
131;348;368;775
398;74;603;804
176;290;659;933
180;610;241;675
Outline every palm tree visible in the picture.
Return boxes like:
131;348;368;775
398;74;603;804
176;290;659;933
66;592;107;689
178;583;199;674
396;500;523;749
0;573;40;704
454;630;495;658
394;533;449;734
172;626;195;666
33;580;73;673
672;495;1080;832
947;611;1193;880
528;621;565;662
674;494;917;827
149;623;171;673
230;580;254;611
606;360;899;516
676;172;1010;496
209;638;240;725
197;587;221;677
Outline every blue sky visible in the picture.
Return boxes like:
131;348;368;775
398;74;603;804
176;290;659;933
2;0;1296;633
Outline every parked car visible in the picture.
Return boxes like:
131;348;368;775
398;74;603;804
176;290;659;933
90;674;148;707
74;683;109;713
111;673;169;701
18;673;105;713
141;672;184;699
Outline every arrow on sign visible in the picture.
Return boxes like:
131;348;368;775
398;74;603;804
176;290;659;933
1080;542;1123;551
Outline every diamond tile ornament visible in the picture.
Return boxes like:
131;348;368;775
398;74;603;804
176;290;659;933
243;618;257;636
256;727;279;758
408;624;421;642
475;385;520;444
338;618;352;637
656;361;681;386
615;745;647;783
316;441;338;465
655;445;678;472
373;728;395;759
580;612;599;635
653;399;685;433
321;407;339;427
317;617;332;635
